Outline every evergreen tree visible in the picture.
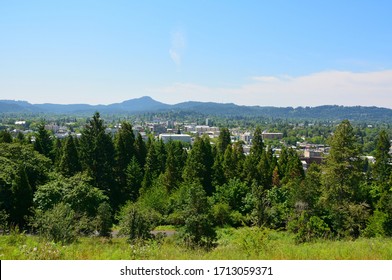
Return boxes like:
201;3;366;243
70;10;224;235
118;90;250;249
134;133;147;168
52;138;63;169
0;130;12;143
180;182;216;248
217;127;231;155
182;136;214;195
162;140;184;192
373;130;391;184
141;140;160;190
156;139;167;174
11;166;32;228
284;148;304;182
321;120;367;237
322;120;363;204
15;132;26;143
79;112;117;208
212;153;226;187
242;127;264;185
126;156;143;201
232;141;245;178
115;122;136;195
59;135;82;177
222;145;235;181
33;124;53;160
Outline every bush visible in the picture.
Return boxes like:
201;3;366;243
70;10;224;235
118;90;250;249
0;209;9;234
363;210;387;238
31;203;81;244
117;202;160;243
94;202;113;237
178;182;216;249
290;212;331;243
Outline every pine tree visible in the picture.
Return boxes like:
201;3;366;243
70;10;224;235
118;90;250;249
321;120;367;237
126;156;143;201
33;124;53;160
217;128;231;155
79;112;117;207
373;130;391;184
115;122;136;194
162;140;184;192
11;166;32;228
0;130;12;143
322;120;363;204
53;138;63;169
183;136;214;195
134;133;147;168
59;135;81;177
141;140;161;190
242;127;264;185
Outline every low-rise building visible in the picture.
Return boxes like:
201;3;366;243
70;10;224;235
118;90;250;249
159;134;192;144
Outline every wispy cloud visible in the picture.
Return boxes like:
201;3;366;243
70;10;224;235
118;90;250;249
169;30;186;67
149;70;392;108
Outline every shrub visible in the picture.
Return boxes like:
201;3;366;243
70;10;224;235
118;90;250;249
179;182;216;248
0;209;9;234
363;210;387;238
94;202;113;237
31;203;81;244
117;202;159;243
290;212;331;243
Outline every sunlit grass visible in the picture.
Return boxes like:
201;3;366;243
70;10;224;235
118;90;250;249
1;228;391;260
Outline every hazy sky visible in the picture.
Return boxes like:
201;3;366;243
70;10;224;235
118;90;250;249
1;0;392;108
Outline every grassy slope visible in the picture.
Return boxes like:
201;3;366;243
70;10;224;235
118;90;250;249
1;228;391;260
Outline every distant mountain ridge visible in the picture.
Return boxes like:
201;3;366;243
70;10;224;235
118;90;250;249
1;96;392;121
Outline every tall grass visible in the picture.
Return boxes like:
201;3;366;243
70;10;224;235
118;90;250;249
1;227;391;260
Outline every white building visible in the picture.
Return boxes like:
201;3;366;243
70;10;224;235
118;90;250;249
159;134;192;144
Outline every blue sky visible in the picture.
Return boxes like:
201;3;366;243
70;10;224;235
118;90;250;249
1;0;392;108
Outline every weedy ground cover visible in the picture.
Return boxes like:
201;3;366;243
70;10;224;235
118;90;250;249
1;227;391;260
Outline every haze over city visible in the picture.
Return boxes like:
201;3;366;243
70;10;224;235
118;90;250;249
1;1;391;108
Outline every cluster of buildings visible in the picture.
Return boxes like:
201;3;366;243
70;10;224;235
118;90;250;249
13;118;392;172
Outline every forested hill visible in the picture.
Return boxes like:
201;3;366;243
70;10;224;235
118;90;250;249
1;96;392;121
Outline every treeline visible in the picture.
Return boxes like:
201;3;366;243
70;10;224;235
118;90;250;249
0;113;391;247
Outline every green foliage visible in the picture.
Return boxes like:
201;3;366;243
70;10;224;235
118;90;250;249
213;178;250;215
363;210;387;238
33;124;54;160
327;203;370;238
58;135;81;177
0;209;9;234
79;112;116;207
141;140;161;190
161;140;185;192
212;202;231;227
373;130;391;184
289;212;331;243
94;202;113;237
0;130;12;143
263;185;291;229
138;175;170;217
125;156;143;201
217;127;231;154
117;202;159;243
178;182;216;248
234;227;272;258
323;120;363;204
34;173;108;218
0;143;51;189
11;167;33;228
31;203;82;244
182;136;214;195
